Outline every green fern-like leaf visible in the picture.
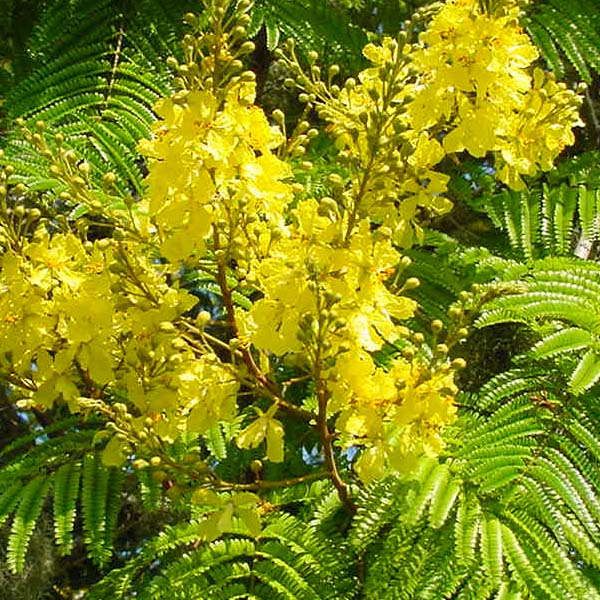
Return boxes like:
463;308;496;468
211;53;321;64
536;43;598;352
569;349;600;394
81;453;114;567
53;460;82;554
524;0;600;82
7;475;52;573
531;327;593;359
476;258;600;395
353;382;600;599
87;511;356;599
1;0;197;196
251;0;367;69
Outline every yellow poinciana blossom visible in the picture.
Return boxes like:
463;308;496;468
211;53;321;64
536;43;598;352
312;0;582;253
333;353;458;483
241;200;416;359
407;0;582;189
138;83;293;266
237;403;285;463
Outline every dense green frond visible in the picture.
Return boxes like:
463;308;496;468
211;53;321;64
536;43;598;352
482;184;583;259
349;467;418;552
565;411;600;465
484;187;543;261
81;453;120;567
525;17;564;77
404;461;453;526
353;380;600;599
468;152;600;261
0;482;24;527
0;415;82;459
1;0;197;195
476;258;600;394
249;0;367;68
474;367;547;410
0;427;96;493
136;467;163;511
52;461;82;554
524;0;600;82
87;511;356;599
7;476;52;573
531;327;593;359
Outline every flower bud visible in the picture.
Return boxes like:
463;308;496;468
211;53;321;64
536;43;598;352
196;310;212;327
184;12;197;26
402;277;420;291
239;41;255;54
103;171;117;185
452;358;467;370
431;319;443;333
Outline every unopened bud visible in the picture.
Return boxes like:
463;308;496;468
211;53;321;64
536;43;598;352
402;277;420;291
239;41;255;54
159;321;176;333
448;306;463;319
183;12;197;26
64;149;77;163
272;109;285;124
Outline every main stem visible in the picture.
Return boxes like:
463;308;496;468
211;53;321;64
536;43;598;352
316;380;356;514
212;228;314;422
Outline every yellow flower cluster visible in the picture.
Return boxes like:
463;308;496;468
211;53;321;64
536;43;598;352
0;230;237;455
236;194;455;480
239;199;415;355
317;35;451;247
137;86;293;267
310;0;582;251
407;0;583;189
333;352;457;483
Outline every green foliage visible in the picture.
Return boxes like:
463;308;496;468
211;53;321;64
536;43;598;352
476;257;600;394
352;382;600;599
524;0;600;82
0;418;127;572
86;509;357;599
1;0;198;195
1;1;600;598
479;153;600;260
53;461;81;554
248;0;367;65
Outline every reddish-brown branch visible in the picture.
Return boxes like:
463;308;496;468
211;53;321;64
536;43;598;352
316;381;356;514
214;469;328;491
212;229;314;422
